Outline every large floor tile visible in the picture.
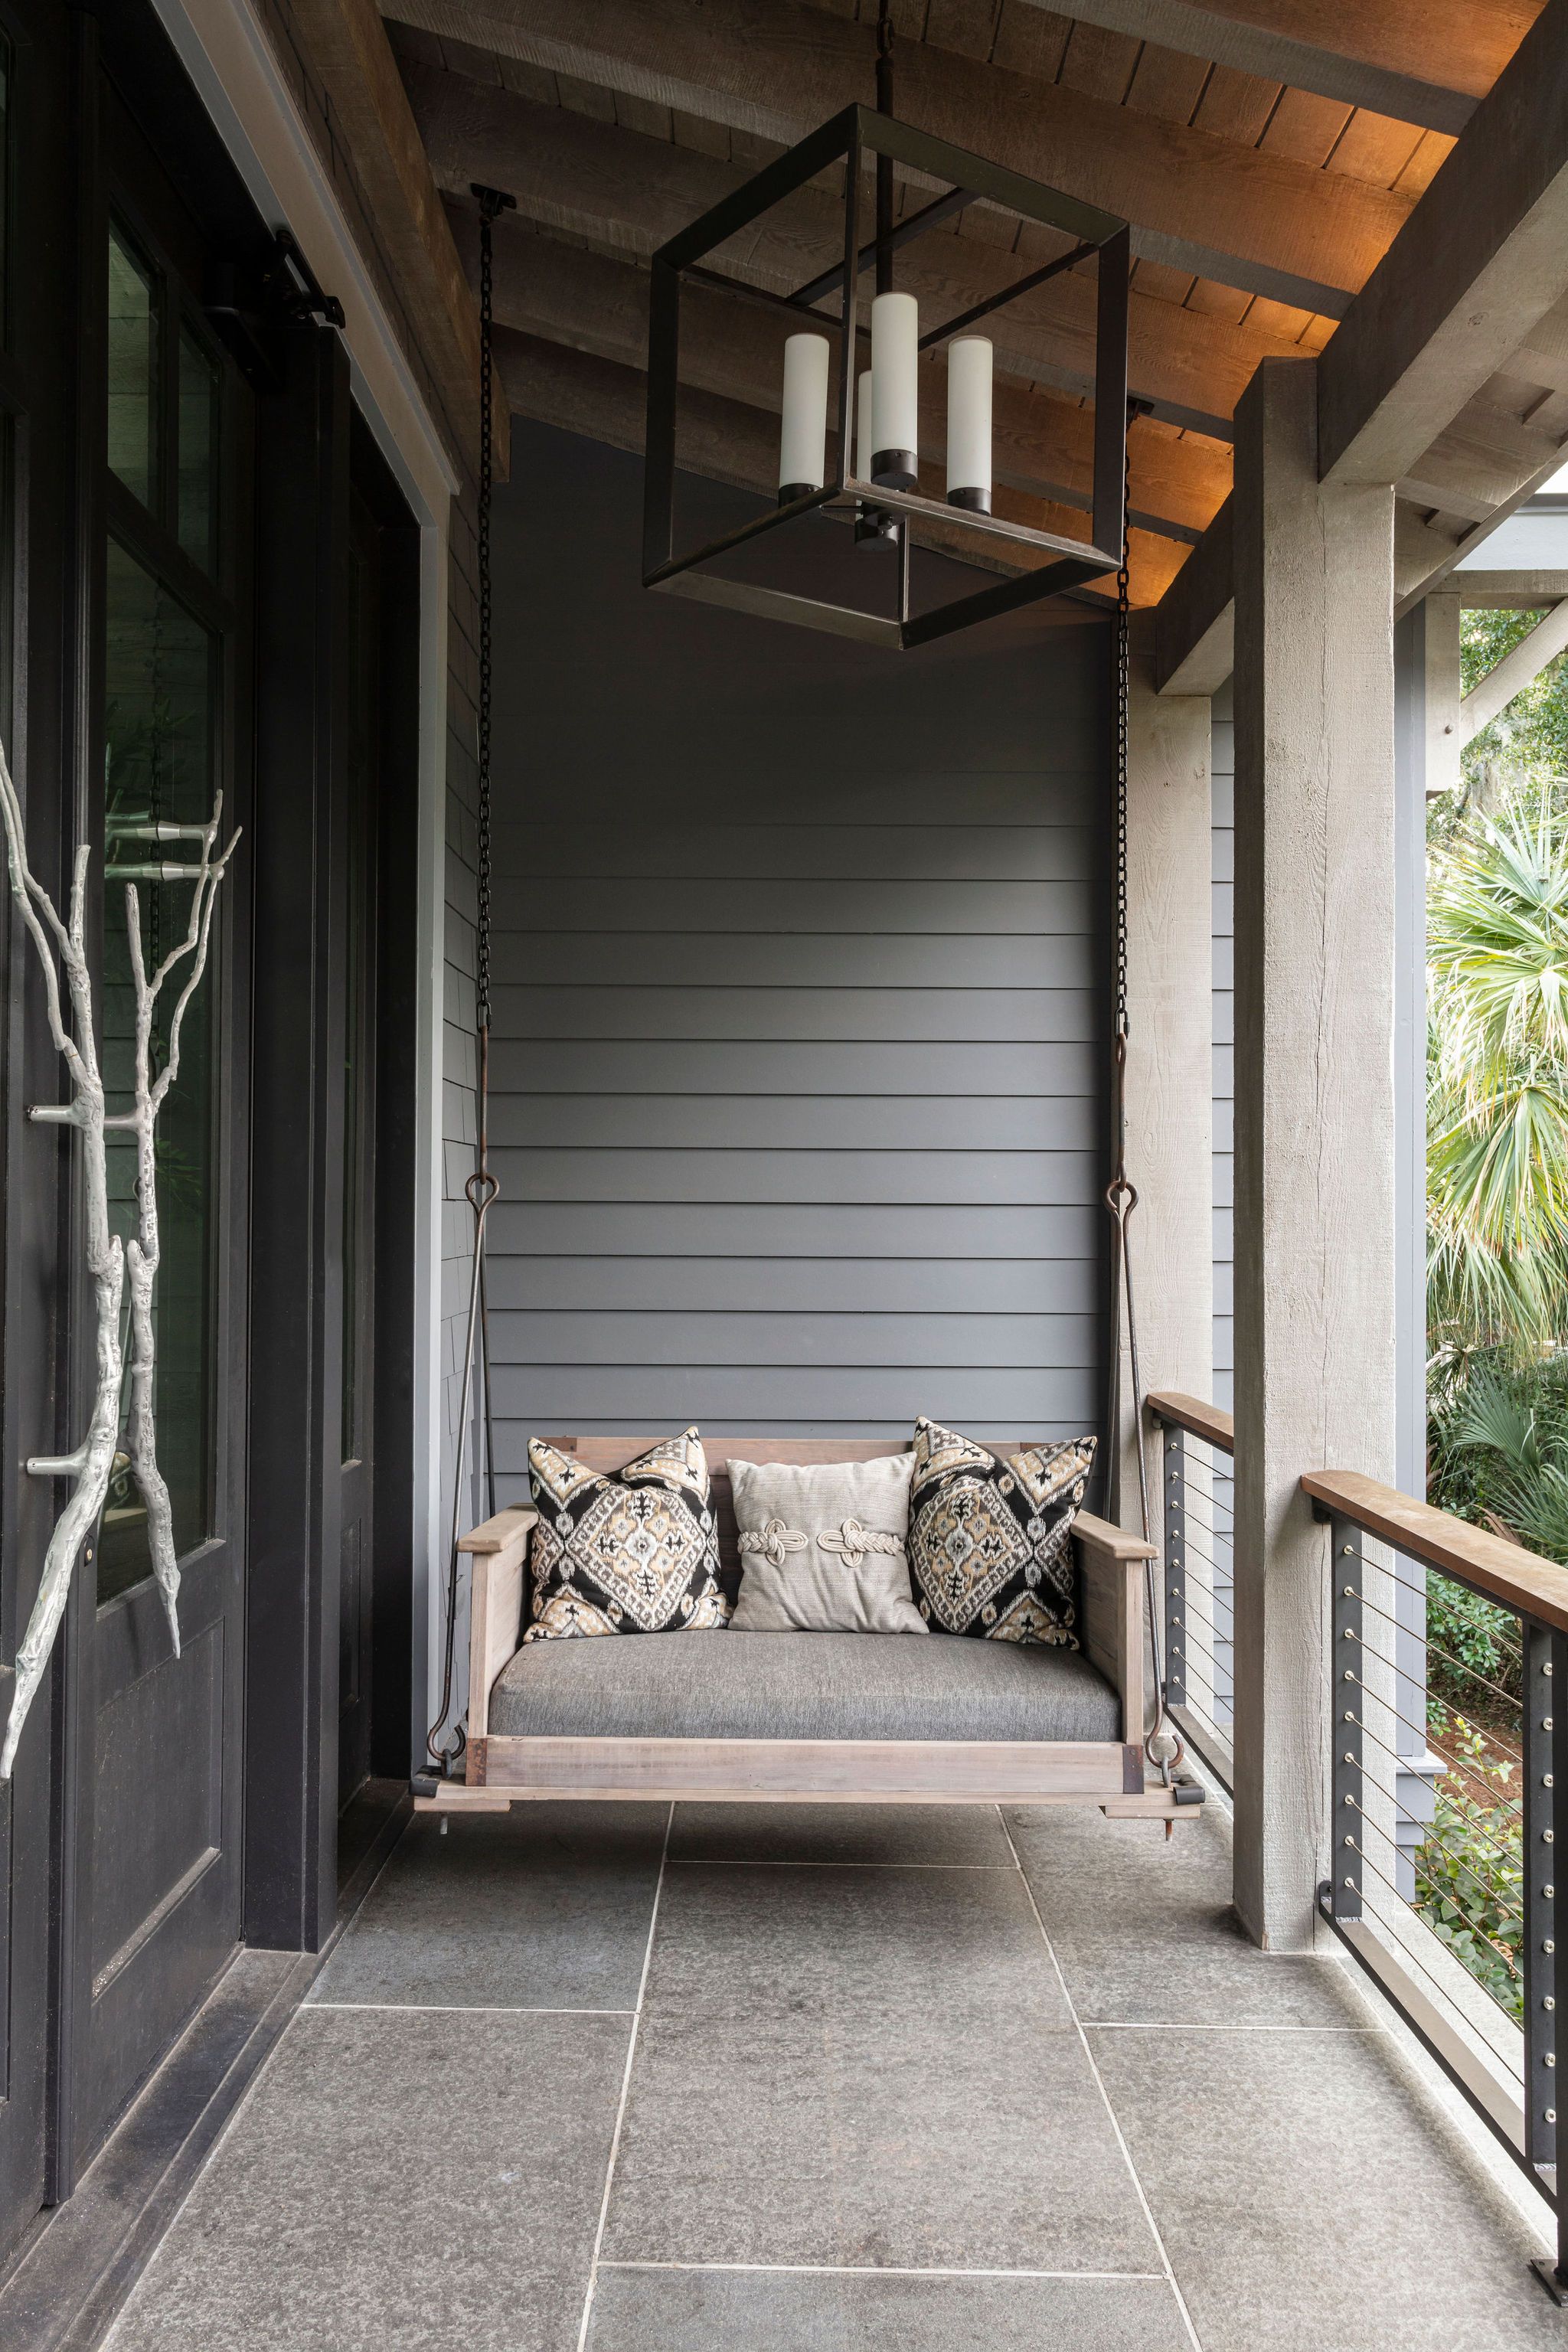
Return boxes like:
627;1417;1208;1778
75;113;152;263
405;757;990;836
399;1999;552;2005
641;1856;1074;2026
670;1802;1015;1868
586;2265;1189;2350
605;2009;1157;2271
1091;2024;1560;2351
309;1801;668;2011
103;2007;629;2352
1008;1803;1354;2026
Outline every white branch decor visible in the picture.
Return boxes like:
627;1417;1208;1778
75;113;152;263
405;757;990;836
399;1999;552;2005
0;737;237;1779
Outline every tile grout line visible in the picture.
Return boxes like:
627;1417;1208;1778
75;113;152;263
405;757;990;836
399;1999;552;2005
597;2259;1171;2280
304;2002;637;2017
1080;2021;1381;2033
667;1858;1015;1871
575;1801;674;2352
995;1807;1207;2352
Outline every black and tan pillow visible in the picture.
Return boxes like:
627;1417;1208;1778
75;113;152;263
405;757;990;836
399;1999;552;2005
907;1416;1094;1645
524;1426;730;1639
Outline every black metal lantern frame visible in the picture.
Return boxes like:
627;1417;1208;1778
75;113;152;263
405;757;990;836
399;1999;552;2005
642;103;1130;652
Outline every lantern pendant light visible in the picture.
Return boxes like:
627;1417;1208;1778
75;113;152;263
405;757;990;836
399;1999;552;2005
642;0;1131;648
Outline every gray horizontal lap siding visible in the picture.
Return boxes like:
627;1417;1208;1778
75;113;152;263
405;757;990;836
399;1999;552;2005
483;423;1109;1463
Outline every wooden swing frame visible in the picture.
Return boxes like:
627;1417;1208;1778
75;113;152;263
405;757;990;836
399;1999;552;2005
415;1437;1197;1824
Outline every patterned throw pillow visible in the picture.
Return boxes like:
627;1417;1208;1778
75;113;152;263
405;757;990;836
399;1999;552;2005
907;1416;1095;1645
524;1427;730;1640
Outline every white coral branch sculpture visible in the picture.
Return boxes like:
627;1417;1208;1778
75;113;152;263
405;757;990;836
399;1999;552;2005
0;737;237;1779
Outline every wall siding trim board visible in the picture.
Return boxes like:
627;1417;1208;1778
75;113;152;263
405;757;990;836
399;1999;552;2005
485;424;1110;1473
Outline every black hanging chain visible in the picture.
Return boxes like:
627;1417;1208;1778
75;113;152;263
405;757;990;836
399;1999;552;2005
1102;408;1183;1794
472;183;512;1039
426;183;514;1772
1113;423;1132;1054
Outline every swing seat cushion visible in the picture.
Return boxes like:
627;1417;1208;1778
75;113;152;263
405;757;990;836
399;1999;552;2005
486;1628;1122;1745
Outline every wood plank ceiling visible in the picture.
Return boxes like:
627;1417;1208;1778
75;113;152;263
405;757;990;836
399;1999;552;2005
380;0;1566;605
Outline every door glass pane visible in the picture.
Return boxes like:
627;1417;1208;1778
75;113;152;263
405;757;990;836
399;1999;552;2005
106;225;158;509
177;327;218;573
99;540;219;1603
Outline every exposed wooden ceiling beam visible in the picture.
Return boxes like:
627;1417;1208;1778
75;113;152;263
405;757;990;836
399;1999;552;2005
1454;568;1568;605
1153;496;1234;694
457;206;1205;551
493;326;1184;603
1318;0;1568;485
1396;407;1563;521
386;0;1412;312
287;0;495;478
1020;0;1538;137
400;58;1296;442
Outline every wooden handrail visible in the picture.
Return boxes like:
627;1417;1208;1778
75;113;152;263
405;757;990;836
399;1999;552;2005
1147;1391;1235;1455
1302;1468;1568;1638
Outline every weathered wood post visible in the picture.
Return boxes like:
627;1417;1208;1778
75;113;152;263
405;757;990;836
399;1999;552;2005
1119;616;1213;1521
1230;357;1397;1950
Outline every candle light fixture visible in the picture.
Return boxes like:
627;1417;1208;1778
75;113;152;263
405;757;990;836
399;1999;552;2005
642;77;1129;648
777;332;831;501
946;335;993;515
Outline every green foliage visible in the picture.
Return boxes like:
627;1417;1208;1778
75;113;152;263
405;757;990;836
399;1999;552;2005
1424;1572;1523;1715
1427;796;1568;1354
1416;1713;1524;2022
1457;608;1568;810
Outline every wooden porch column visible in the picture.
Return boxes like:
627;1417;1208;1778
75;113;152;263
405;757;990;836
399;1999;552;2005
1231;358;1398;1951
1116;615;1213;1524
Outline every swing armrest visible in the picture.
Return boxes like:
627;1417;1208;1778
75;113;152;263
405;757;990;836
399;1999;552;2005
1074;1511;1155;1749
459;1508;537;1740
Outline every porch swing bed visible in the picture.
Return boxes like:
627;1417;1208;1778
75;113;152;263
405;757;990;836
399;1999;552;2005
416;204;1198;1831
416;1437;1194;1823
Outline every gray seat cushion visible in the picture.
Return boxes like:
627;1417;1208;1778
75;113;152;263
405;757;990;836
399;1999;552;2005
488;1630;1121;1744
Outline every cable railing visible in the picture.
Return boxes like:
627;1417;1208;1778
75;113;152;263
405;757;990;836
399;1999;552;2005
1148;1391;1235;1793
1302;1468;1567;2294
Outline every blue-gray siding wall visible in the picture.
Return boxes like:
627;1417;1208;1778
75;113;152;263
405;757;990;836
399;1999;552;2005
480;423;1110;1488
1212;679;1234;1416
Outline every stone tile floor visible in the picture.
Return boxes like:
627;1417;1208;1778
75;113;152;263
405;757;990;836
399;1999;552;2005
101;1795;1564;2352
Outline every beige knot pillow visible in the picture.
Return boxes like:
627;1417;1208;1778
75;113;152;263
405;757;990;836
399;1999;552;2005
727;1455;925;1635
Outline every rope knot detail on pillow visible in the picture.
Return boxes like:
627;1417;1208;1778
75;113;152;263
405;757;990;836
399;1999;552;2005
739;1517;810;1570
819;1517;902;1570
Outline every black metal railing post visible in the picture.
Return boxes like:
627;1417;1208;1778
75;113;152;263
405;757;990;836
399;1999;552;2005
1163;1420;1187;1710
1536;1626;1568;2303
1330;1515;1365;1923
1524;1625;1558;2176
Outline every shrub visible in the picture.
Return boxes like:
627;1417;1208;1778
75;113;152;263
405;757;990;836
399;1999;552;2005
1415;1714;1524;2023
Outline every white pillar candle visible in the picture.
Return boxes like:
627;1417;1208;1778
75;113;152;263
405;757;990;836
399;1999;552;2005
870;290;919;488
946;335;993;514
854;369;874;482
777;332;830;498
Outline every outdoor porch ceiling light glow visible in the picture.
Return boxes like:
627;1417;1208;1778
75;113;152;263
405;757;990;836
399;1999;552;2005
642;103;1130;652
